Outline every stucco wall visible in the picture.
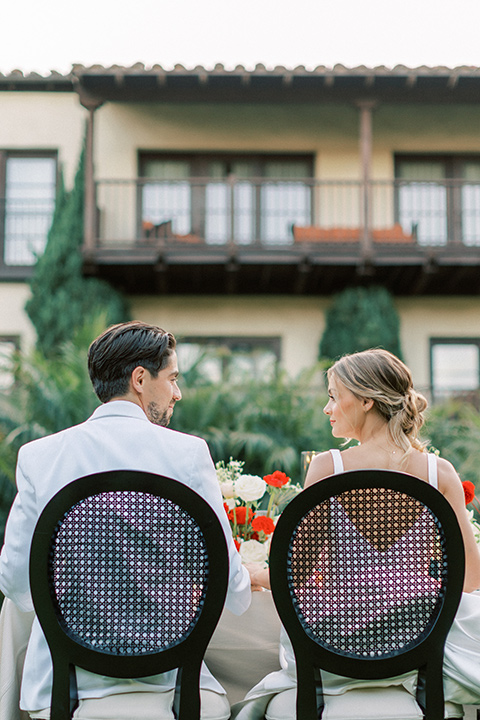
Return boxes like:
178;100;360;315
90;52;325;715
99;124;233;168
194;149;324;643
4;285;479;398
93;101;480;181
0;284;35;348
129;294;480;393
398;297;480;392
131;295;328;379
0;92;86;186
2;92;480;184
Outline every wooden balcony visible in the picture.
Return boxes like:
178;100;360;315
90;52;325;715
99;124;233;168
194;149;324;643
3;177;479;293
79;177;480;296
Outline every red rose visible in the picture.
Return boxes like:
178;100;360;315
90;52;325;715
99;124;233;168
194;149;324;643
463;480;476;506
228;506;254;525
251;515;275;535
223;502;230;515
263;470;290;487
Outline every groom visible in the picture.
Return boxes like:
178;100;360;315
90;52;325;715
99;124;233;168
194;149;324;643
0;320;251;720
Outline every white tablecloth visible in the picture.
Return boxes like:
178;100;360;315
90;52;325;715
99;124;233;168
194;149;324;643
205;592;282;704
0;598;33;720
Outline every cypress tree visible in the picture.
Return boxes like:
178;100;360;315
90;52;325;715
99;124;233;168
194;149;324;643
319;286;403;361
25;144;129;356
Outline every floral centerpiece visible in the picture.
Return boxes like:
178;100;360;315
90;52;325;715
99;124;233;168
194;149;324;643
216;458;301;566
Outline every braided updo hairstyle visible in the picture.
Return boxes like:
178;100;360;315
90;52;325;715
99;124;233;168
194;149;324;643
328;348;428;453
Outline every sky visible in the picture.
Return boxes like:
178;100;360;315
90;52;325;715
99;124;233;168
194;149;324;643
2;0;480;76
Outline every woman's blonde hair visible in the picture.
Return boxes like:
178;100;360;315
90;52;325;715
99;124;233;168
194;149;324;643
328;348;428;453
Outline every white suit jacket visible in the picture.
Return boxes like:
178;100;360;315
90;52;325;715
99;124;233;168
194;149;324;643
0;401;251;711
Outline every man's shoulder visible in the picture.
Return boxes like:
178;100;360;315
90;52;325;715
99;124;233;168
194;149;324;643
18;420;88;456
158;425;208;450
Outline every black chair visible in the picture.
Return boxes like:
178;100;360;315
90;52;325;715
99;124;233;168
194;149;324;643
29;470;229;720
269;469;465;720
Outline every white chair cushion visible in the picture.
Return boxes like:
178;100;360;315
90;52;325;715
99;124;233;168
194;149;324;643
265;687;464;720
28;689;230;720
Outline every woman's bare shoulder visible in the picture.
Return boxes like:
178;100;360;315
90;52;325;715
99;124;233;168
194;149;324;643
304;451;335;487
436;455;463;490
436;455;458;475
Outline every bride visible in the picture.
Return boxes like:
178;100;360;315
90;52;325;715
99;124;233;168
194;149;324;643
236;348;480;720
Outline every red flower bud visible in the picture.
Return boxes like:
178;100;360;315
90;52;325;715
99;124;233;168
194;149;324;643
463;480;476;506
263;470;290;487
251;515;275;535
228;506;254;525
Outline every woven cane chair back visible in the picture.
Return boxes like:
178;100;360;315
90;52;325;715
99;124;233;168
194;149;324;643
269;469;465;720
30;470;229;720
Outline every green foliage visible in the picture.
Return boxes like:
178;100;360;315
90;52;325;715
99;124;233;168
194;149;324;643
0;318;104;544
171;363;337;482
25;144;129;357
320;286;403;361
423;399;480;490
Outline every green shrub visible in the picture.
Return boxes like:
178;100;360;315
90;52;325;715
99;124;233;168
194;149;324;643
423;399;480;490
320;285;403;361
25;144;129;357
0;319;104;543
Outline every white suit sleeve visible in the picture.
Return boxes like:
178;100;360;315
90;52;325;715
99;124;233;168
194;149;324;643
0;447;37;612
189;439;251;615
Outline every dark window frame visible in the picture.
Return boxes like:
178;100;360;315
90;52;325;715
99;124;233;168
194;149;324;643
429;336;480;401
177;335;282;382
137;152;314;244
0;149;58;274
394;154;480;245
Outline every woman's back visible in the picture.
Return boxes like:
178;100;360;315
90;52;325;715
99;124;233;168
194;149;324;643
307;444;480;592
326;444;432;479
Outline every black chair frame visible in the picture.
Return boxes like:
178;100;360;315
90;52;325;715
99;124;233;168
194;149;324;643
29;470;229;720
269;469;465;720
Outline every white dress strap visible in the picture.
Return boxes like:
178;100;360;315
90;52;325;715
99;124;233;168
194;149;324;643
427;453;439;490
330;449;344;475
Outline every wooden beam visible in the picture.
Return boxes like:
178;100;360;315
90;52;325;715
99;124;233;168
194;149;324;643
294;259;311;294
225;257;239;294
356;101;376;262
83;106;97;259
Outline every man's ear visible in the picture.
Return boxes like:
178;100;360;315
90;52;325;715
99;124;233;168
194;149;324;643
130;366;147;394
363;398;374;413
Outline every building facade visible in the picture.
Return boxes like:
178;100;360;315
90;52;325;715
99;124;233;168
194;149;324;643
2;63;480;398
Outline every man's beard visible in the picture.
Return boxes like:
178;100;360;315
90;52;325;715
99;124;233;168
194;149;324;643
147;401;171;427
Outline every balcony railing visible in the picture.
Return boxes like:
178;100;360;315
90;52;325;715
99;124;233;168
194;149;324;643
3;177;480;272
86;177;480;254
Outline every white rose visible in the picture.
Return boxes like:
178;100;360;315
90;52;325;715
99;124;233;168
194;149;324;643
220;481;236;499
224;497;236;510
239;539;269;564
235;474;266;502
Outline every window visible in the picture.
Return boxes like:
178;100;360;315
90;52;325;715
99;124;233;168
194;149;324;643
461;162;480;246
176;337;281;384
1;153;57;266
396;156;480;246
139;154;312;245
0;336;19;390
430;338;480;401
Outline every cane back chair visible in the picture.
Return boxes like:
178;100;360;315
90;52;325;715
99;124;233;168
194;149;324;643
269;469;465;720
29;470;229;720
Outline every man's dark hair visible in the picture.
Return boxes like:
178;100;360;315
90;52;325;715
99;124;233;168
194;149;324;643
88;321;176;402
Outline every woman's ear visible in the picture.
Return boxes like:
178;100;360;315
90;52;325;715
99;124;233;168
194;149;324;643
363;398;374;413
